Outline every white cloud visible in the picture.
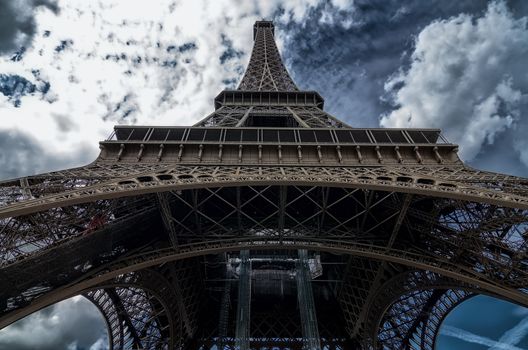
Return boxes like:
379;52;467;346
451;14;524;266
0;297;107;350
0;0;356;179
0;2;360;348
513;306;528;317
489;315;528;350
0;0;59;54
441;325;525;350
89;338;108;350
381;1;528;163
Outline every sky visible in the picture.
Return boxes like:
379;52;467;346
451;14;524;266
0;0;527;349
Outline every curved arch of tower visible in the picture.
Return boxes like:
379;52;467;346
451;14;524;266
1;21;528;350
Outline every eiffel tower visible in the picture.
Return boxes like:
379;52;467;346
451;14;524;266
1;20;528;350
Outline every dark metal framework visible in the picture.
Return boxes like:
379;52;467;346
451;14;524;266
1;20;528;350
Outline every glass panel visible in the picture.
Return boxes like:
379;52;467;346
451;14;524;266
371;130;391;143
278;129;295;142
149;128;170;141
262;129;279;142
225;129;242;142
188;129;206;141
422;131;440;143
129;128;148;141
115;128;133;141
350;130;370;143
204;129;221;141
407;131;429;143
299;129;316;142
386;130;408;143
167;129;185;141
315;130;333;143
241;129;258;141
335;130;353;143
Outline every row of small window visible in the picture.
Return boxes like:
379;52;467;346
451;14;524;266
113;127;443;144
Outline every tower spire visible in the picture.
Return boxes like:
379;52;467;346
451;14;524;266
237;21;298;91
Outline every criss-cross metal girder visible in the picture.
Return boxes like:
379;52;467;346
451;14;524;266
237;21;298;92
1;20;528;350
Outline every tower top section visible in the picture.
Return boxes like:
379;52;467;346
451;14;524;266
253;21;274;39
237;21;298;92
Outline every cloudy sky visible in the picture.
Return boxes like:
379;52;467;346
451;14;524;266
0;0;528;349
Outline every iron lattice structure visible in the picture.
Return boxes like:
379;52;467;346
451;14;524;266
1;21;528;350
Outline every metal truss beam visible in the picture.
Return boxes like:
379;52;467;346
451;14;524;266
84;269;180;350
2;164;528;220
296;250;321;350
2;234;527;331
106;288;143;349
156;193;179;248
217;268;232;349
2;184;528;335
365;270;474;350
237;22;297;92
347;194;413;337
235;250;251;350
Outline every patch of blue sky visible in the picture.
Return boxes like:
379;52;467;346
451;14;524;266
438;295;528;350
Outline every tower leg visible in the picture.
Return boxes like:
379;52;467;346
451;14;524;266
297;249;322;350
235;250;251;350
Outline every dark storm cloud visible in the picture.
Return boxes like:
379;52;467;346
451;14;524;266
0;130;94;180
219;34;243;64
0;0;59;55
378;1;528;176
96;40;202;123
0;74;36;107
469;132;528;177
276;0;528;177
0;130;48;179
54;39;73;53
0;73;50;107
0;297;107;350
177;42;197;53
219;34;244;89
278;0;493;127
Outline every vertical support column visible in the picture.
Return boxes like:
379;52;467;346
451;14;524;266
296;249;321;350
235;250;251;350
218;254;232;349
